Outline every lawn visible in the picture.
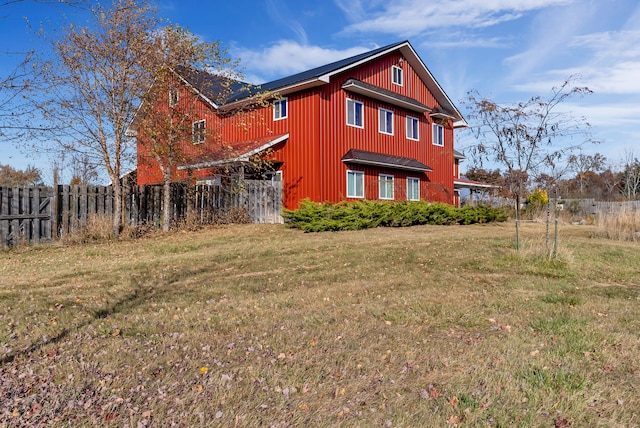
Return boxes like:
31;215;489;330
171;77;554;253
0;222;638;427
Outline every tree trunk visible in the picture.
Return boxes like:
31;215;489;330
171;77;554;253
162;177;171;232
112;180;122;237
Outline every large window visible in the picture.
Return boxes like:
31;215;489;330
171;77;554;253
407;177;420;201
347;170;364;198
379;174;394;200
406;116;419;140
273;98;288;120
392;65;403;86
192;120;206;144
378;108;394;135
346;98;364;128
432;123;444;146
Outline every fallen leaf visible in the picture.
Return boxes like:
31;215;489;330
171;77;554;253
554;417;568;427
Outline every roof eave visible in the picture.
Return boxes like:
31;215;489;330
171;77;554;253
342;158;432;173
178;133;289;170
342;80;431;113
398;44;465;124
454;180;498;189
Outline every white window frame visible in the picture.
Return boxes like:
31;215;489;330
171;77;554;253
392;65;403;86
379;174;394;200
192;120;206;144
273;98;288;120
407;177;420;201
346;98;364;128
347;170;365;198
432;123;444;146
406;115;419;140
378;107;394;135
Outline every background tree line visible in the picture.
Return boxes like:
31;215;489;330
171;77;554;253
463;151;640;202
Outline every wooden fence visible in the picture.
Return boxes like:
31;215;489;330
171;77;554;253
558;199;640;216
1;181;283;247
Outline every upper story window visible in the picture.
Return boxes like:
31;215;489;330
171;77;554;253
406;116;419;140
378;108;394;135
273;98;288;120
347;98;364;128
432;123;444;146
392;65;403;86
169;87;178;107
192;120;206;144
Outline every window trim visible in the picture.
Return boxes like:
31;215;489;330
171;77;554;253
273;97;288;121
378;107;394;135
169;87;178;107
432;123;444;147
379;174;394;200
192;119;206;145
392;65;403;86
407;177;420;201
346;169;365;198
406;115;419;141
346;98;364;128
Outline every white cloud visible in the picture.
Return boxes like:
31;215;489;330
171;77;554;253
339;0;575;37
234;40;372;84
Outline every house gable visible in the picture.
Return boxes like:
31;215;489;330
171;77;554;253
136;40;466;208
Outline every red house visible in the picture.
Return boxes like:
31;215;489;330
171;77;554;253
136;40;467;209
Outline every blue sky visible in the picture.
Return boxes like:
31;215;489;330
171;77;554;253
2;0;640;181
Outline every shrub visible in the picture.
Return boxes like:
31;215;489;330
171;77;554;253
283;199;507;232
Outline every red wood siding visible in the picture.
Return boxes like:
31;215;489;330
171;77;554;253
137;49;458;209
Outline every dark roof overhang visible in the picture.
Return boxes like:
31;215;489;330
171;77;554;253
342;149;432;172
341;79;430;113
454;179;499;190
453;149;466;160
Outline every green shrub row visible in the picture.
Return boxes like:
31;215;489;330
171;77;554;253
282;199;508;232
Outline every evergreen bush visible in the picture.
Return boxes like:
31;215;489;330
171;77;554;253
283;199;507;232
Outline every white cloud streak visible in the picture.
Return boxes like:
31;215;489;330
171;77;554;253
234;41;372;84
338;0;575;37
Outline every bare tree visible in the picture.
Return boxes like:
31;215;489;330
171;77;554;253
464;78;593;250
621;150;640;200
132;26;272;232
30;0;159;236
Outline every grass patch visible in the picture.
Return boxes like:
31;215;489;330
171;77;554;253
0;222;638;426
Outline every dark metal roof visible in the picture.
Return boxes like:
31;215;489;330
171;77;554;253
342;149;432;172
341;79;430;112
226;41;408;102
175;65;249;107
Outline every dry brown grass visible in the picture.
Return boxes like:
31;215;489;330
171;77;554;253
596;210;640;242
1;222;638;427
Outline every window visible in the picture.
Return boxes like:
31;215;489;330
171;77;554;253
192;120;206;144
273;98;288;120
407;177;420;201
379;174;394;200
392;65;403;86
432;123;444;146
378;108;393;135
406;116;419;140
347;170;364;198
346;98;364;128
169;87;178;107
